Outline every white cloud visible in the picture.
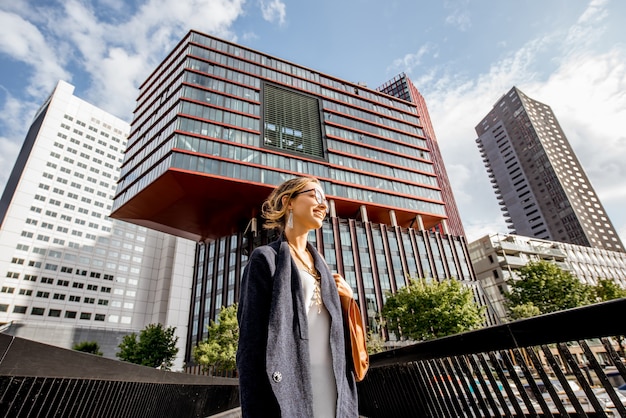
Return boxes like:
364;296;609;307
0;0;251;195
0;90;38;187
0;10;70;98
391;1;626;245
259;0;286;25
444;0;471;32
387;44;435;76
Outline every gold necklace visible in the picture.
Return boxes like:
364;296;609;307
288;242;322;313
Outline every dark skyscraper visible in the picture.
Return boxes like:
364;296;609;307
475;87;624;252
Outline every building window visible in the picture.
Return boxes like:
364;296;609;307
262;83;324;159
80;313;91;320
0;304;8;312
94;314;105;321
32;307;45;316
13;306;27;314
48;309;61;317
65;311;77;319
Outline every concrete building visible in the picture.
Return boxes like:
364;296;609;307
110;30;496;361
475;87;624;253
0;81;194;368
469;233;626;320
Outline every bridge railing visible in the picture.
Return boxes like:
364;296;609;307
0;333;239;418
358;298;626;418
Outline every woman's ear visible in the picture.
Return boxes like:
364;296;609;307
281;195;290;209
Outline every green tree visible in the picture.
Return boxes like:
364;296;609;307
507;302;541;320
193;304;239;375
381;277;486;341
72;341;103;356
366;331;385;355
116;323;179;370
593;278;626;302
504;261;594;319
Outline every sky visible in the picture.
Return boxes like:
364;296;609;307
1;0;625;244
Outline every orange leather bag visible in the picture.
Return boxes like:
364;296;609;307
333;274;369;382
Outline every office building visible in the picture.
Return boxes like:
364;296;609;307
469;233;626;320
0;81;194;368
111;30;496;360
475;87;624;253
378;73;465;237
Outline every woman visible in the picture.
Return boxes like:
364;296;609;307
236;177;359;417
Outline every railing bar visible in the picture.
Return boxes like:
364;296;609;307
467;354;496;416
41;377;68;417
436;357;466;417
503;349;539;415
478;352;513;418
74;379;95;416
448;357;478;415
580;339;626;417
601;337;626;379
428;359;456;418
488;351;525;417
514;348;555;417
15;377;41;418
555;342;596;417
58;378;80;417
528;345;572;417
574;340;620;417
407;361;433;418
451;356;481;416
28;377;53;418
539;343;586;417
412;361;437;418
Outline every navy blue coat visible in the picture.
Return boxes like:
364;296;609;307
236;236;359;417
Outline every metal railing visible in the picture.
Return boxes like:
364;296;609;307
358;298;626;417
0;333;239;418
2;299;625;417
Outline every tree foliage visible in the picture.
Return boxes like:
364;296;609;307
193;304;239;374
507;302;542;321
366;331;386;355
72;341;103;356
504;261;594;318
593;278;626;302
116;323;179;370
381;277;486;342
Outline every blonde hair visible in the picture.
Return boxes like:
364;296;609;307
262;177;321;230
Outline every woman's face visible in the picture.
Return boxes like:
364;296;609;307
289;182;328;231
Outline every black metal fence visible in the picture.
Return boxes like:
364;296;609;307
358;298;626;418
0;333;239;418
3;299;626;417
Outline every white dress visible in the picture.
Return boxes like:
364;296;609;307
299;268;338;418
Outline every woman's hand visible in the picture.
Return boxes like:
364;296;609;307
333;273;353;299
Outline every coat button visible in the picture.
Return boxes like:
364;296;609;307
272;371;282;382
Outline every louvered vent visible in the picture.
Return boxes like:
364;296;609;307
263;83;324;159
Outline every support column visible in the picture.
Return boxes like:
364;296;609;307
389;210;397;227
416;214;425;231
359;205;369;223
441;219;449;235
329;199;337;218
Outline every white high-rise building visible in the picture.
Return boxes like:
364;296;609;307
0;81;194;369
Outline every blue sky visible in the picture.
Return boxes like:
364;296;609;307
1;0;625;244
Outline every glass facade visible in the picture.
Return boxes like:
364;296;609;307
186;217;487;360
112;30;449;241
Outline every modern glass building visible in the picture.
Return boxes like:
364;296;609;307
0;81;195;368
475;87;625;253
110;30;495;361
